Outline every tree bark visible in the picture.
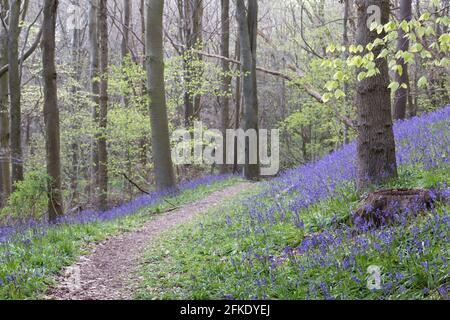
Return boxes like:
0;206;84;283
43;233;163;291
97;0;109;210
342;0;350;144
70;3;81;203
140;0;146;62
42;0;64;222
121;0;131;108
89;0;100;202
393;0;412;120
179;0;203;126
121;0;131;59
146;0;176;191
0;0;11;205
219;0;231;174
233;36;241;174
8;0;24;187
355;0;398;189
236;0;260;181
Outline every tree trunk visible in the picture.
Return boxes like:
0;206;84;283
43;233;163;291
89;0;100;202
342;0;350;145
42;0;64;222
393;0;412;120
121;0;131;59
233;36;241;174
8;0;23;187
140;0;146;63
70;5;81;203
121;0;131;108
97;0;109;210
180;0;203;126
355;0;398;189
0;0;11;205
236;0;260;181
146;0;176;191
219;0;231;174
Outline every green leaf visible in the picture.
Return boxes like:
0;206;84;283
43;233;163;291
400;20;409;33
377;49;389;59
322;92;332;103
388;81;400;93
419;12;430;21
417;76;428;88
357;72;367;82
334;71;345;81
325;80;338;91
334;89;346;99
410;43;423;53
392;64;403;76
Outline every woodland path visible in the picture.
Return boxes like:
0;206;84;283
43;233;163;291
47;182;252;300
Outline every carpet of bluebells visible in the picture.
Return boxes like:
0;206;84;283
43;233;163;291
138;106;450;300
0;174;237;299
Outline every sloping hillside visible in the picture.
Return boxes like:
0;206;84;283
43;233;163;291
137;106;450;300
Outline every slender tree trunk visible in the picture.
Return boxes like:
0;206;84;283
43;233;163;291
236;0;259;181
342;0;350;144
355;0;397;189
393;0;412;120
70;7;81;202
180;0;203;126
122;0;132;199
140;0;146;62
146;0;176;191
191;0;203;118
121;0;130;59
8;0;23;188
233;36;241;174
138;0;148;175
42;0;64;222
97;0;109;210
89;0;100;202
0;0;11;205
220;0;231;174
122;0;131;108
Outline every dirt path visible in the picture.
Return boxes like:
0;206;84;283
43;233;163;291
47;182;251;300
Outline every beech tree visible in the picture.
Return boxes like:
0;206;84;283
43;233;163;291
393;0;412;120
42;0;63;221
0;0;11;205
121;0;131;108
219;0;231;174
98;0;109;210
355;0;398;188
8;0;24;186
178;0;204;126
236;0;260;181
146;0;176;191
89;0;100;201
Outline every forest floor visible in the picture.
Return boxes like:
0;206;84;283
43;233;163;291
46;182;252;300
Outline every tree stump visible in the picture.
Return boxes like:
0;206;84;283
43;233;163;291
354;188;437;228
